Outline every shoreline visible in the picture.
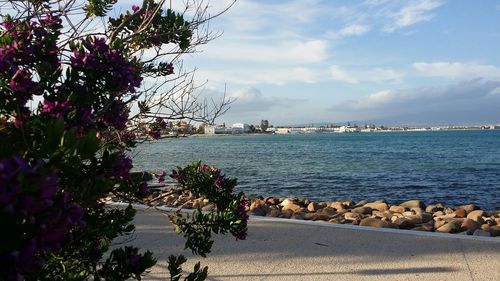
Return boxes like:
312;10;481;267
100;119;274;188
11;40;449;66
121;187;500;238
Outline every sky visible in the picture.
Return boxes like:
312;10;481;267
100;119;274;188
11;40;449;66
119;0;500;126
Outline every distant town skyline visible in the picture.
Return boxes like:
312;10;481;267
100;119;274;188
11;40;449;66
174;0;500;126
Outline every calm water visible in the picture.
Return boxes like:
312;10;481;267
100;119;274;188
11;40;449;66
132;130;500;210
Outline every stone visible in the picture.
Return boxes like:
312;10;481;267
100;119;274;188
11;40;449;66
436;221;461;233
364;201;389;211
291;212;306;220
402;211;415;217
280;198;297;206
444;208;455;215
374;210;393;220
307;202;320;212
282;203;302;213
489;226;500;237
425;203;444;213
389;205;406;214
352;206;372;214
344;212;363;221
318;202;328;208
393;217;415;229
461;219;481;230
454;208;467;218
319;207;337;216
266;209;281;217
404;215;423;225
473;229;491;237
280;209;293;219
342;201;354;208
411;207;424;216
481;224;490;232
458;204;479;213
265;197;280;205
306;213;331;221
400;200;425;209
250;200;265;210
412;222;434;232
359;217;398;228
434;220;446;229
433;211;445;217
354;199;369;207
419;212;433;223
467;210;485;221
329;202;345;211
249;207;266;216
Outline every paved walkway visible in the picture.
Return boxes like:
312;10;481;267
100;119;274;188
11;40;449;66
124;208;500;281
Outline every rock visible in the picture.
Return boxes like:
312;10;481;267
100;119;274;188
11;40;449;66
389;205;406;214
352;206;372;214
249;207;266;216
412;222;434;232
393;217;415;229
434;220;446;229
489;226;500;237
467;210;485;221
411;207;424;216
280;209;293;219
400;200;425;209
461;219;481;230
280;198;297;206
364;201;389;211
266;209;281;217
291;212;306;220
473;229;491;237
282;203;302;213
329;217;345;224
436;221;461;233
418;212;433;223
305;213;331;221
435;213;457;222
250;200;265;210
265;197;280;205
404;215;423;225
454;208;467;218
458;204;479;213
307;202;320;212
481;224;490;232
444;208;455;215
402;211;415;217
319;207;338;216
342;201;354;208
344;212;363;221
426;203;444;213
433;211;445;217
374;210;393;220
359;217;398;228
354;199;369;207
329;202;345;211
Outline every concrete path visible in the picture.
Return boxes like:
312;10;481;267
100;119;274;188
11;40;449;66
123;208;500;281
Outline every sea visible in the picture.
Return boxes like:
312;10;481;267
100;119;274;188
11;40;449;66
131;130;500;210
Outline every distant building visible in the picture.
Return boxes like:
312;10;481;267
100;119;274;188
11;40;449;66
230;123;250;133
205;125;228;134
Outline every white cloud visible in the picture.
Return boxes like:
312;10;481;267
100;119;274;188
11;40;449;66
413;62;500;81
329;79;500;124
197;66;320;86
203;40;328;64
223;87;305;114
330;65;403;84
384;0;444;32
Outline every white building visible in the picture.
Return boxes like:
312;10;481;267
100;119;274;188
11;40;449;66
205;125;228;134
230;123;250;133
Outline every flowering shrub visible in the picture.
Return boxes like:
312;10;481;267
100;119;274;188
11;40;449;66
0;1;245;280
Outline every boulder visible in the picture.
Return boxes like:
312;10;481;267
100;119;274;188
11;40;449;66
436;221;461;233
344;212;363;221
461;218;481;230
473;229;491;237
280;209;293;219
329;202;346;211
354;199;369;207
434;220;446;229
489;226;500;237
364;201;389;211
280;198;297;206
250;200;265;210
305;213;331;221
393;217;415;229
418;212;433;223
425;203;444;213
307;202;320;212
249;207;266;216
291;212;306;220
352;206;372;214
282;203;302;213
454;208;467;218
411;207;424;216
265;197;280;205
467;210;485;221
412;222;434;232
458;204;479;214
400;200;425;209
389;205;406;214
359;217;398;228
201;203;216;211
402;211;415;217
266;209;281;217
319;207;338;215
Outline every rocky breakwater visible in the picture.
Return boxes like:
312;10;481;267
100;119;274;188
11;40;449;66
140;189;500;238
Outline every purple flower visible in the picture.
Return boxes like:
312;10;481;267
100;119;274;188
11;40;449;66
109;153;133;181
132;5;140;12
41;100;72;119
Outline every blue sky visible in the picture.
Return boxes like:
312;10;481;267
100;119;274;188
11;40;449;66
167;1;500;125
